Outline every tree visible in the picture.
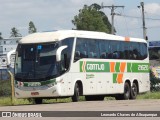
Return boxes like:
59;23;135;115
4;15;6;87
28;21;37;34
72;3;112;33
10;27;22;37
0;32;3;39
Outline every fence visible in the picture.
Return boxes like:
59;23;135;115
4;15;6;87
0;69;11;97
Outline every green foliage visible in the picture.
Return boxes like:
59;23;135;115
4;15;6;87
0;32;3;39
150;70;160;91
72;3;112;33
137;92;160;99
10;27;22;37
0;80;11;97
28;21;37;34
0;97;31;106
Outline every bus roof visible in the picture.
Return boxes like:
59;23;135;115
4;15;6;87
19;30;147;44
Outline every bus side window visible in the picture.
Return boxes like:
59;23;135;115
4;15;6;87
74;38;88;61
87;39;99;58
140;43;147;60
99;40;109;59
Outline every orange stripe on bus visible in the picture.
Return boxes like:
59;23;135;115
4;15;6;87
120;62;126;72
110;62;115;72
117;73;123;84
125;37;130;42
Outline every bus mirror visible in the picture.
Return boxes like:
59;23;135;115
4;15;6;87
7;49;16;68
56;45;68;62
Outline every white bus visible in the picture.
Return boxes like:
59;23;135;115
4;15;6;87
149;41;160;78
14;30;150;104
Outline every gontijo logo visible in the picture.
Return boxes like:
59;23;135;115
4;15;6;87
80;61;126;73
80;61;110;72
80;61;149;84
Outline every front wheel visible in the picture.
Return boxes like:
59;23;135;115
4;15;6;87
72;83;80;102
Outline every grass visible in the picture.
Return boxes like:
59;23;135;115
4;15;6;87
137;92;160;99
0;92;160;106
0;97;32;106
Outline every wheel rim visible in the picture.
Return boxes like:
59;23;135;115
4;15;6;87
76;86;80;98
124;83;130;99
132;85;137;97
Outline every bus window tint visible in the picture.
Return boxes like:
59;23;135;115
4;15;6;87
61;38;74;71
74;38;147;61
109;41;120;59
75;38;88;59
140;43;147;59
88;39;99;58
99;41;109;59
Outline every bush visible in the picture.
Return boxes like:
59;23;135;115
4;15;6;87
150;70;160;91
0;80;11;97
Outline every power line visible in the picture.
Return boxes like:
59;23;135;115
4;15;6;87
115;14;160;21
101;3;124;35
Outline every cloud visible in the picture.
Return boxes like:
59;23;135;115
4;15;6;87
0;0;114;37
145;3;160;15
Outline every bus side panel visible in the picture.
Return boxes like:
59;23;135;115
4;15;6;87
138;73;150;93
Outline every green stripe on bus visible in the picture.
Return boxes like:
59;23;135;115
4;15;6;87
131;63;149;73
115;62;120;72
113;73;117;83
80;61;149;73
127;63;132;72
80;61;83;72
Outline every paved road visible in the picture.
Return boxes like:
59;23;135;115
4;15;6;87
0;99;160;120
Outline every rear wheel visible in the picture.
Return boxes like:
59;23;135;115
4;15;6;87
130;83;138;99
115;82;131;100
72;83;80;102
123;82;131;100
34;98;42;104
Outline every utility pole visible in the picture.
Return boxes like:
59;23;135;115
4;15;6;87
101;3;124;35
138;2;147;40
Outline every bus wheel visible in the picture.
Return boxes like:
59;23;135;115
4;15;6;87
115;82;130;100
130;83;138;99
123;82;130;100
72;83;80;102
34;98;42;104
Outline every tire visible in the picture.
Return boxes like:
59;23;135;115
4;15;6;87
123;82;131;100
72;83;80;102
115;82;131;100
130;83;138;99
34;98;42;104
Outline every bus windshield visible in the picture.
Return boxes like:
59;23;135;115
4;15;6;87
15;42;59;82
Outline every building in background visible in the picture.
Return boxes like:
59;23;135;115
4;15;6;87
0;37;21;80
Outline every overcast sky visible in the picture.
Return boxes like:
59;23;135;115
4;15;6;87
0;0;160;41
